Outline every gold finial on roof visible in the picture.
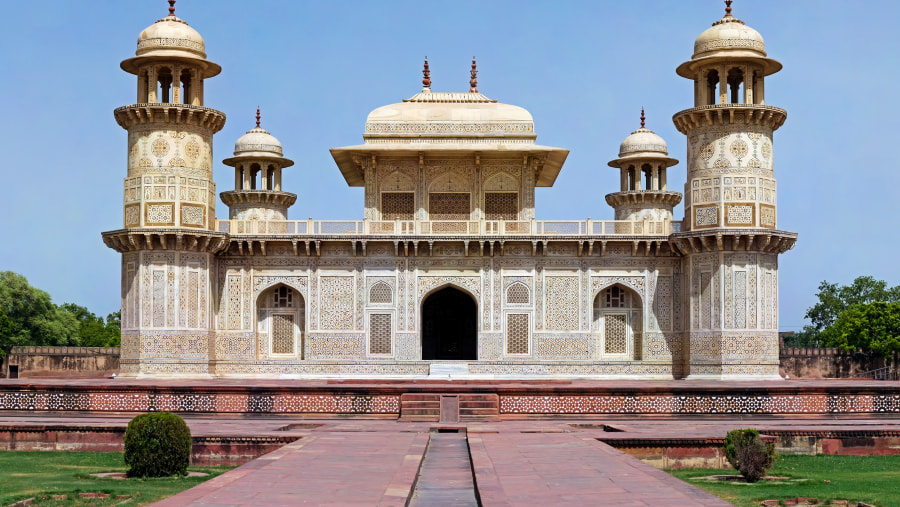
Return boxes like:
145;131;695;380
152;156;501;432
256;107;261;128
640;108;646;129
168;0;176;17
724;0;733;17
470;57;478;93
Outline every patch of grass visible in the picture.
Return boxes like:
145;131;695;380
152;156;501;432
0;451;233;506
667;454;900;507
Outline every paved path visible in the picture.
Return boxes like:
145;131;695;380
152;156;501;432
150;423;729;506
155;430;428;506
470;432;728;506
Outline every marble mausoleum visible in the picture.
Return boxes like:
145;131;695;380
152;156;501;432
102;1;796;379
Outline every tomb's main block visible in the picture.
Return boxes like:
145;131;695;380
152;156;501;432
103;5;795;379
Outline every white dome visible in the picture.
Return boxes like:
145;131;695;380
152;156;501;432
234;126;284;157
136;16;206;59
618;128;668;158
693;16;766;59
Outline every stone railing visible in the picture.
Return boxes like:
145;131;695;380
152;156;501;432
216;219;682;236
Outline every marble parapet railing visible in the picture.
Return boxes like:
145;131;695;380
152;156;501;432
216;219;683;236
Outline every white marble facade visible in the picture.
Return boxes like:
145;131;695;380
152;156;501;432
104;5;796;379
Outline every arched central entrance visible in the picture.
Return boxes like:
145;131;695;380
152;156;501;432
421;287;477;360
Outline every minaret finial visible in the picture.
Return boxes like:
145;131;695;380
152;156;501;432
640;108;646;129
724;0;733;17
422;58;431;90
168;0;176;17
469;57;478;93
256;107;261;128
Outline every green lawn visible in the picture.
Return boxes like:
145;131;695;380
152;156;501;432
0;451;233;506
667;454;900;507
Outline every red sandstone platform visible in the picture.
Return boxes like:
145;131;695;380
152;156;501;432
2;378;899;417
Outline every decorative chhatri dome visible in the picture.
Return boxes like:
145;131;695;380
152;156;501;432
693;0;765;59
677;1;781;77
229;108;291;162
121;0;221;76
617;109;669;158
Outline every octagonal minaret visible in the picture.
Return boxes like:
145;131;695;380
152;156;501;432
221;109;297;223
606;110;681;223
103;1;227;376
671;1;797;380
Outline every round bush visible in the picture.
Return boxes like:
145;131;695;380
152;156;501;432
724;428;777;483
124;412;192;477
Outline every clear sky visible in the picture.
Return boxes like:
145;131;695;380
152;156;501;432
0;0;897;332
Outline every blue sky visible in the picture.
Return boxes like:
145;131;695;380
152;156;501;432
0;0;897;332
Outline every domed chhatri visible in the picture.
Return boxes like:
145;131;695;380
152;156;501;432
671;1;797;381
221;109;297;222
121;0;221;78
676;0;780;79
606;110;681;222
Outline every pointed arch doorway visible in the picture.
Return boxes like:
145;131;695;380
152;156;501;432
421;287;477;360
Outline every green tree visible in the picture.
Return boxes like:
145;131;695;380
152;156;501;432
820;302;900;357
0;271;80;357
805;276;900;333
59;304;121;347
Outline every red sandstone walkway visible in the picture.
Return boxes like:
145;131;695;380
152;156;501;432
155;430;429;506
150;423;728;506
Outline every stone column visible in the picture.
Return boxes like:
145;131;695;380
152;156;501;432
719;67;728;104
147;66;158;103
172;65;182;104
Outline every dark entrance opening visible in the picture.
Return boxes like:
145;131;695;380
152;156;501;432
422;287;477;360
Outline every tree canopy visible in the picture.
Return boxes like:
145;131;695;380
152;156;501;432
0;271;119;357
792;276;900;355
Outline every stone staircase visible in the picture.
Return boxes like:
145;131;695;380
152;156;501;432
399;393;499;422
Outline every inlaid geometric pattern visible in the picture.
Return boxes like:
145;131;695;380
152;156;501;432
124;205;140;226
506;313;529;355
760;204;776;227
369;313;392;355
726;205;753;225
271;314;294;354
146;204;174;225
319;276;354;330
381;192;414;220
700;271;712;329
506;283;529;305
695;206;718;227
429;193;470;220
734;271;747;328
604;314;627;354
181;205;205;226
485;192;518;220
545;276;578;330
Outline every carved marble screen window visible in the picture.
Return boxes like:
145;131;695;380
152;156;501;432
368;312;393;356
381;192;415;221
593;285;641;359
257;285;305;358
484;192;518;220
429;193;470;220
506;313;530;355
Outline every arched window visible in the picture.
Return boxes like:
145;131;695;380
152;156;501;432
727;67;744;104
157;66;173;103
706;69;719;105
593;285;642;359
257;285;305;358
250;163;261;190
369;282;393;304
506;282;529;305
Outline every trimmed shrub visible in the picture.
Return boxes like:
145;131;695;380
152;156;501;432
724;428;777;483
124;412;192;477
